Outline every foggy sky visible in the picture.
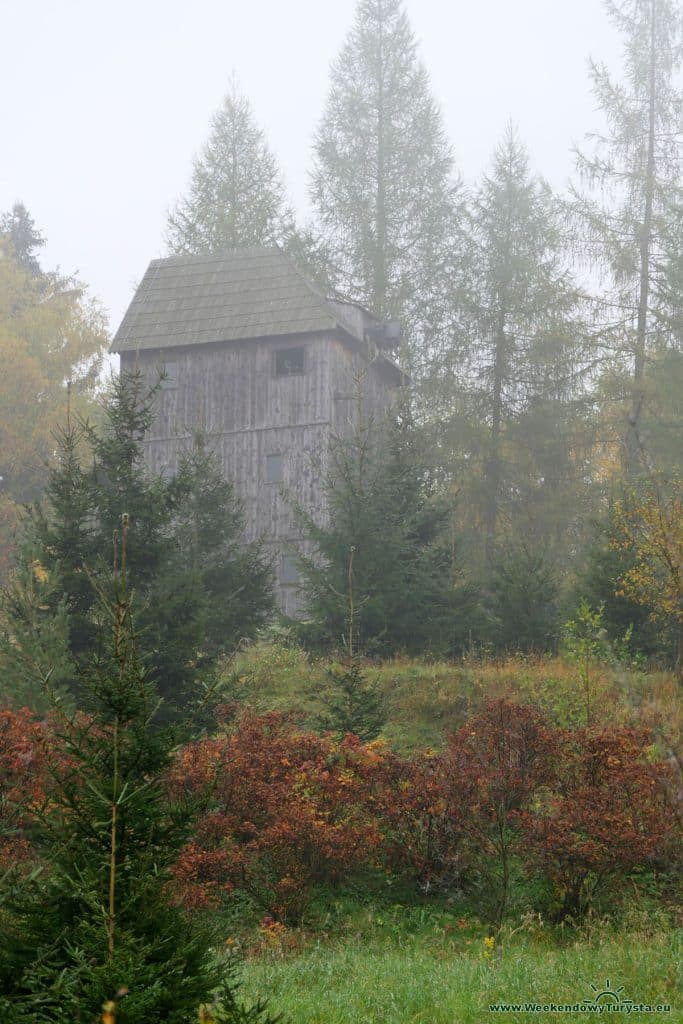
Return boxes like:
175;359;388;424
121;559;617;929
1;0;621;333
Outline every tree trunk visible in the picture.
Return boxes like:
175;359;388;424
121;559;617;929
374;6;387;320
485;299;506;565
628;0;657;475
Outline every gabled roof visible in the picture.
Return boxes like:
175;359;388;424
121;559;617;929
112;247;372;354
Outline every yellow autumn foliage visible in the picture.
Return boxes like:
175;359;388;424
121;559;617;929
0;249;107;577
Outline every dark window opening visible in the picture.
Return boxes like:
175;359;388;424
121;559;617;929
275;347;305;376
266;453;283;483
281;555;299;584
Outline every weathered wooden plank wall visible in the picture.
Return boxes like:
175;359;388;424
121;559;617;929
121;330;398;616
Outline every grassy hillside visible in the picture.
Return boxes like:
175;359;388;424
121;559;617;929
230;641;680;754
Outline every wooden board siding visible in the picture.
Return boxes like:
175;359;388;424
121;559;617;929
121;329;398;615
328;338;401;437
217;421;330;541
123;334;331;436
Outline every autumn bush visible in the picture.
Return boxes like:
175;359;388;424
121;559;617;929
0;707;45;871
169;710;389;922
371;744;466;890
446;700;557;926
373;700;557;928
522;726;678;920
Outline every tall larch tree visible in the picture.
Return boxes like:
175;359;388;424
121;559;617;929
573;0;683;474
441;127;590;571
310;0;463;377
167;82;297;255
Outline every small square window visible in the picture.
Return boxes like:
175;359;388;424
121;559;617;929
159;361;177;389
281;555;299;584
275;347;305;376
266;453;283;483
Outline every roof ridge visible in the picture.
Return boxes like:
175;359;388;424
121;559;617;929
150;246;282;268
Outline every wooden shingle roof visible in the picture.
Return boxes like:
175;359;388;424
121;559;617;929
112;248;365;353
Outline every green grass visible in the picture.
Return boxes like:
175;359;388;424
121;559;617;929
230;641;679;753
238;921;680;1023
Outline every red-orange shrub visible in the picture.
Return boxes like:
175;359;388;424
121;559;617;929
377;701;555;903
169;711;388;921
447;700;557;924
0;707;45;869
372;746;468;888
522;726;676;918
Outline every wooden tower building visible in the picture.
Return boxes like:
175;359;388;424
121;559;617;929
112;247;404;614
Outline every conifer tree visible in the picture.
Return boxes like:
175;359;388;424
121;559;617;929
576;347;683;669
167;82;297;255
573;0;683;472
1;372;273;713
487;543;561;654
0;556;72;713
295;409;479;657
0;524;277;1023
150;441;274;703
656;196;683;348
0;202;45;275
578;512;667;660
310;0;463;374
438;127;589;569
315;660;386;742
